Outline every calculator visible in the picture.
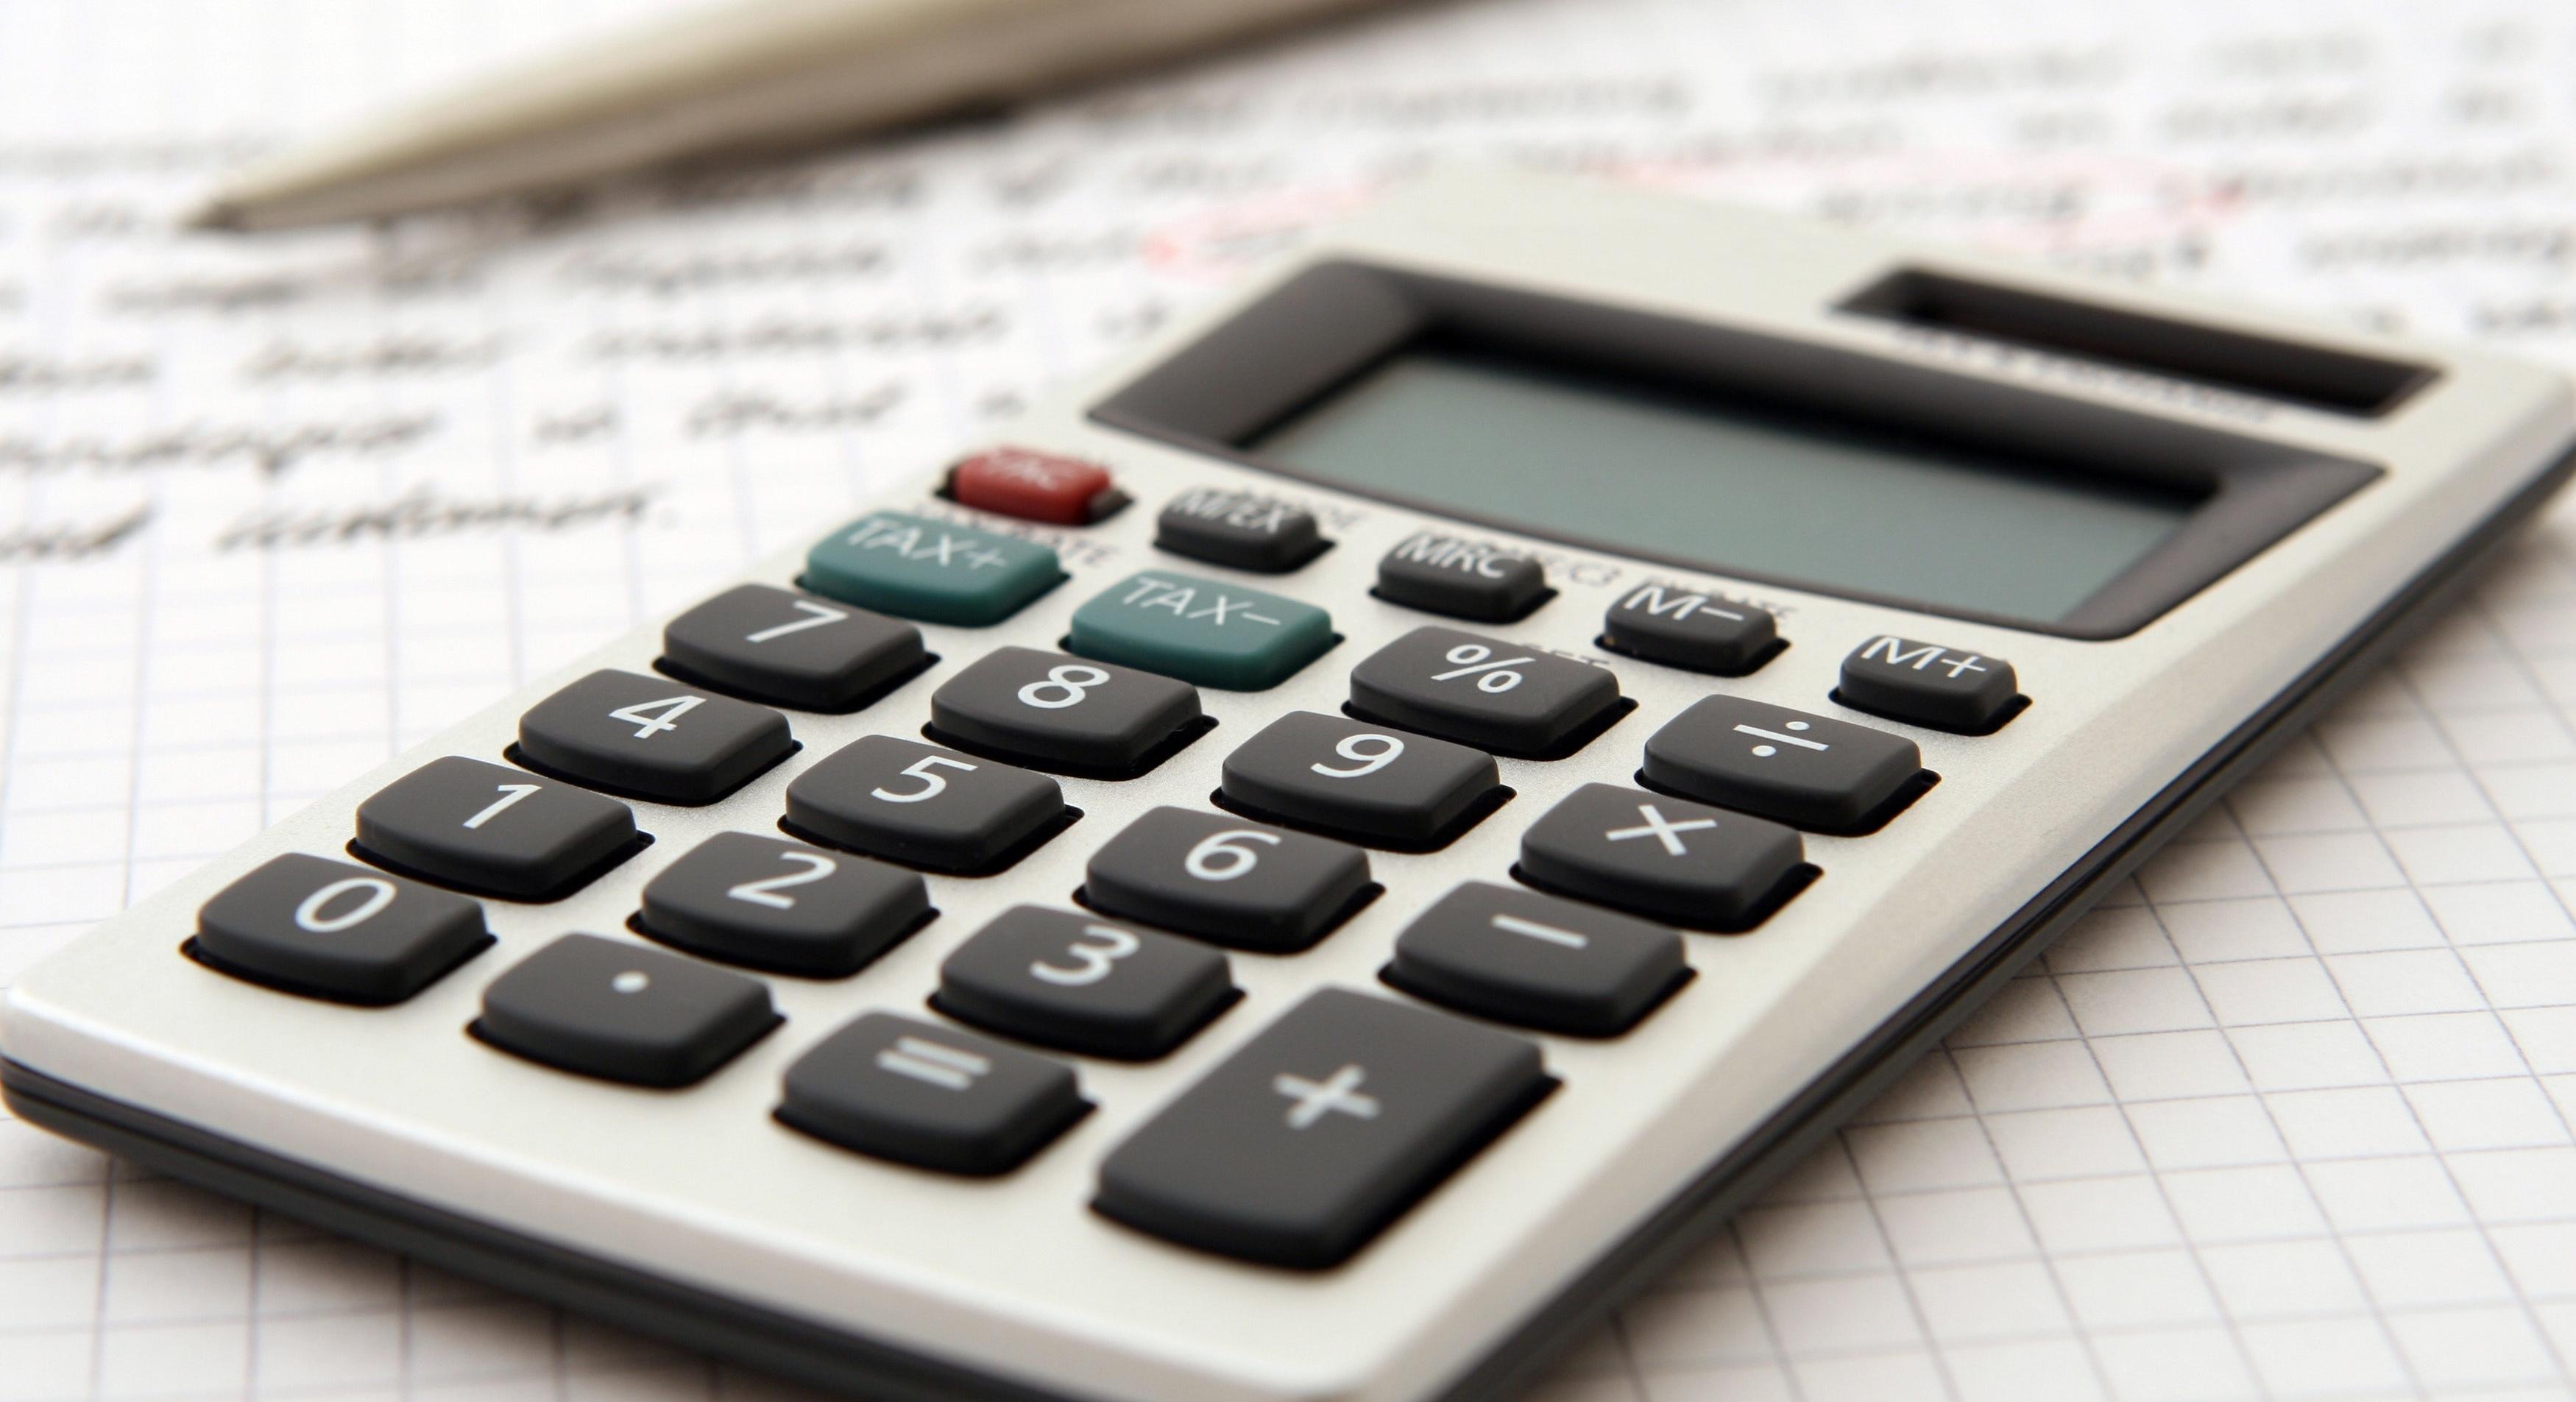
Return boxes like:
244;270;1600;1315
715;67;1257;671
7;168;2574;1402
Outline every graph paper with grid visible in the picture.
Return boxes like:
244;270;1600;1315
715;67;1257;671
9;0;2576;1398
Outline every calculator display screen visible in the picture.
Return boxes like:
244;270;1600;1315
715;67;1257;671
1251;350;2203;623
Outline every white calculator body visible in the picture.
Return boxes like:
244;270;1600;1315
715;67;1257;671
7;169;2574;1402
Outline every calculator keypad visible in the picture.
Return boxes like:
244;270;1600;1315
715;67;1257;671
1094;988;1550;1269
637;832;932;977
803;511;1064;626
1836;635;2023;733
783;734;1067;874
354;756;640;900
660;584;929;712
1374;532;1549;621
192;853;492;1005
517;669;794;806
1517;783;1808;930
1642;695;1925;833
933;906;1237;1061
1384;882;1688;1037
928;646;1205;776
779;1012;1089;1175
1084;807;1372;953
474;934;782;1088
1347;626;1623;757
1218;710;1501;849
162;417;2023;1295
1067;570;1334;691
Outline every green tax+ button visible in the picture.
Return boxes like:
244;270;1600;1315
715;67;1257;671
803;511;1064;626
1069;571;1333;690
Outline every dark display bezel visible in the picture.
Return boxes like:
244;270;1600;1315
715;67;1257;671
1089;261;2385;640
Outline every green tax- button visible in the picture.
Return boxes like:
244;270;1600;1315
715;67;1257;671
803;511;1064;626
1070;572;1333;690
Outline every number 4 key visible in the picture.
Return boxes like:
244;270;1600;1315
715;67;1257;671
516;668;796;805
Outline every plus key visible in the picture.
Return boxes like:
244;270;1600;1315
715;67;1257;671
1094;988;1551;1268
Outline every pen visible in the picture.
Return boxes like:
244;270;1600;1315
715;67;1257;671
189;0;1409;233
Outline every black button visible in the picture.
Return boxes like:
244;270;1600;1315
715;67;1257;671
516;669;793;806
1373;532;1549;621
660;584;929;712
1155;488;1326;573
1836;635;2022;733
474;934;781;1088
933;906;1236;1060
354;756;640;901
637;832;931;977
778;1012;1089;1175
927;646;1204;776
1384;882;1688;1036
1094;987;1550;1269
1218;710;1501;849
783;734;1067;875
1347;626;1623;757
1083;807;1371;953
1642;696;1924;833
1599;584;1780;676
1518;783;1808;930
191;853;492;1004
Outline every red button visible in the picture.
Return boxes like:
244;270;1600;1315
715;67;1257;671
949;447;1119;525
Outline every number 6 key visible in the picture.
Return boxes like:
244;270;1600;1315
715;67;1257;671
1083;807;1373;953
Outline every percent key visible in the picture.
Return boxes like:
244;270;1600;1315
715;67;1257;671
1346;626;1625;757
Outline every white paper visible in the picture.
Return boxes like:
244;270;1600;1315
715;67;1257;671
5;0;2576;1398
